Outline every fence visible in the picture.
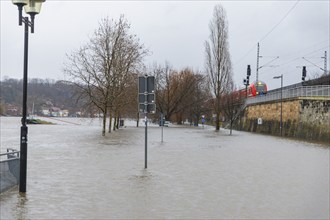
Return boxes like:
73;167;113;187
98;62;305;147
0;149;20;193
246;85;330;105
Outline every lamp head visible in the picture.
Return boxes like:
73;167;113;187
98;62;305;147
12;0;28;7
24;0;45;15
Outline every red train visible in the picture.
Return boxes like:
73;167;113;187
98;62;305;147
239;80;268;97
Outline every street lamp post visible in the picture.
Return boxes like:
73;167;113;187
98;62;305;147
273;74;283;136
12;0;45;193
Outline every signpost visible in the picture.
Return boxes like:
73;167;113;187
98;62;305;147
201;115;205;128
160;113;165;142
138;75;155;169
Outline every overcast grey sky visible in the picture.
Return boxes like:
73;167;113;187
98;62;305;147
1;0;329;90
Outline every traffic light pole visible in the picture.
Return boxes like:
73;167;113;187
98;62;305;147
302;66;306;86
243;65;251;98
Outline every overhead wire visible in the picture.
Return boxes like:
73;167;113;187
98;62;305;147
274;45;329;69
279;39;329;57
259;47;328;86
258;0;301;43
234;0;301;66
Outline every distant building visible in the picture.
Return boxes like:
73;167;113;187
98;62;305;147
41;108;50;116
5;104;19;116
61;110;69;117
50;107;61;117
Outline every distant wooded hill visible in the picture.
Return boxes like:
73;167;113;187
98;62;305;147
0;78;84;116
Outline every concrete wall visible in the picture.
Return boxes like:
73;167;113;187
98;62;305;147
242;98;330;143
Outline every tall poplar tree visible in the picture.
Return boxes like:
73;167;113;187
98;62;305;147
205;4;233;131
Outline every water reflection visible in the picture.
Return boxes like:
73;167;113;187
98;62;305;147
16;192;29;219
0;117;329;219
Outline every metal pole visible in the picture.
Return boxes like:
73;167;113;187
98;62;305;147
256;42;260;82
161;113;163;142
19;17;29;193
323;51;327;75
145;115;147;169
280;75;283;136
144;75;148;169
245;84;248;98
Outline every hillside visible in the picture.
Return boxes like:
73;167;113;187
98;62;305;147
0;78;84;116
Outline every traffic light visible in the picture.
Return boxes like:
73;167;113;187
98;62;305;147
246;65;251;85
302;66;306;82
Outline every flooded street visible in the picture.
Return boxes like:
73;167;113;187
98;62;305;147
0;117;329;219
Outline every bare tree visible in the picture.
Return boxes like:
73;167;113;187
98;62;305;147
186;73;212;126
153;62;172;119
222;82;244;135
205;4;232;131
64;15;148;136
154;63;204;122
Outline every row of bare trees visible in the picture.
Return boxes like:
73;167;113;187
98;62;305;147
63;4;243;135
150;63;211;124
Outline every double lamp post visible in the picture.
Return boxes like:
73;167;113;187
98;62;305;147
12;0;45;193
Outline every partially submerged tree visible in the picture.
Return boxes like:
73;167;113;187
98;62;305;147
222;82;244;135
205;4;232;131
64;15;148;136
153;63;209;123
187;73;212;126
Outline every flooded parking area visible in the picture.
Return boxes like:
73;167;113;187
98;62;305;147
1;117;329;219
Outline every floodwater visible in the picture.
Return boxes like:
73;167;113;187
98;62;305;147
0;116;329;219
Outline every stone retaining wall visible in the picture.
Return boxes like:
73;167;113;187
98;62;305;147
242;98;330;143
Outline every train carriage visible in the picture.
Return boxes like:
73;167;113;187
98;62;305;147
248;81;268;96
238;80;268;98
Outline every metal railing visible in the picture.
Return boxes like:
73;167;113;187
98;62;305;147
0;148;20;193
246;85;330;105
0;148;20;163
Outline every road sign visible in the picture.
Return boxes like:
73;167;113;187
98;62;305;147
138;75;156;114
147;94;155;103
147;76;155;93
138;94;155;105
138;76;155;94
139;103;156;114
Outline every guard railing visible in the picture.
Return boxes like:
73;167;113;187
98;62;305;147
0;148;20;163
246;85;330;105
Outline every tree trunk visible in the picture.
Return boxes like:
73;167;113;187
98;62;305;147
113;115;116;131
215;112;220;131
108;111;112;133
102;108;107;136
116;115;120;129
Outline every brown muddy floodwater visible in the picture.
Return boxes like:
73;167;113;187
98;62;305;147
0;117;329;219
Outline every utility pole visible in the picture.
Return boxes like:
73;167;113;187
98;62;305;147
321;51;327;75
256;42;260;83
256;43;279;83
